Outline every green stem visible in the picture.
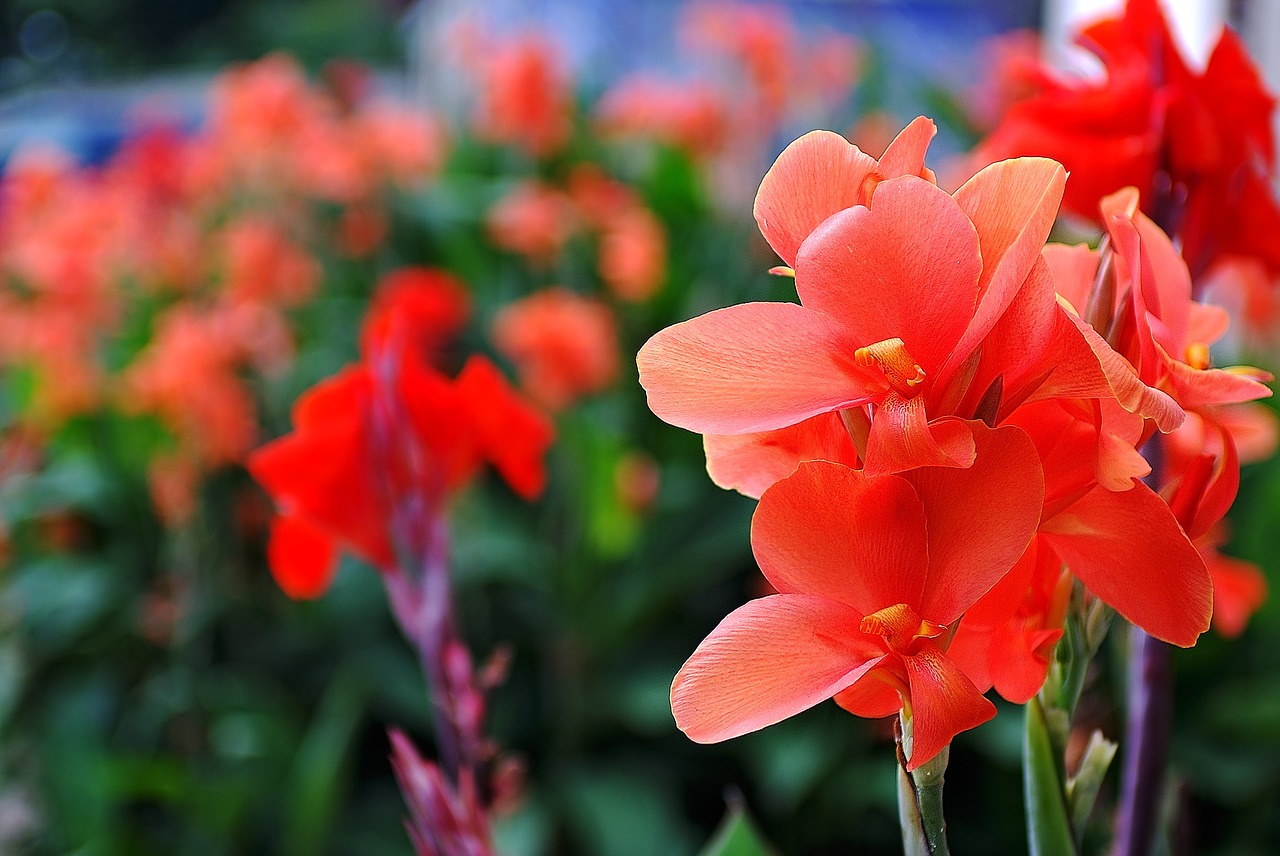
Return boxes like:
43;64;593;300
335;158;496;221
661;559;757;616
896;714;951;856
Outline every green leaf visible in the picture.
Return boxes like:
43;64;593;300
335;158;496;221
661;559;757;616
1023;698;1079;856
697;804;774;856
1066;730;1116;837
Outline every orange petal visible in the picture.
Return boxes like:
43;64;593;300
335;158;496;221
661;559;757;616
753;130;881;267
1040;482;1211;647
1042;242;1100;318
704;412;859;499
1059;300;1185;432
903;423;1044;624
940;157;1067;388
752;461;930;614
863;397;977;477
877;116;938;180
637;302;885;434
795;175;981;375
1206;550;1267;638
671;594;886;743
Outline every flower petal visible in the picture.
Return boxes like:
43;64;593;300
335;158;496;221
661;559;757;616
267;514;338;599
903;644;997;771
940;158;1067;387
863;397;976;477
877;116;938;180
671;594;886;743
794;175;982;374
1039;482;1212;647
637;302;885;434
753;130;881;267
752;461;930;613
704;412;859;499
1059;300;1186;432
903;423;1044;624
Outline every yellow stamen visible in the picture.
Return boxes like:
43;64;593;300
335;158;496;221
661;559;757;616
854;337;927;397
860;603;945;651
1185;342;1211;371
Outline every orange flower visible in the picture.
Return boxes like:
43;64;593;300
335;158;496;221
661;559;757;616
594;75;730;159
492;288;619;411
471;32;572;157
673;426;1042;769
639;119;1164;479
485;181;579;266
598;205;666;302
220;217;320;308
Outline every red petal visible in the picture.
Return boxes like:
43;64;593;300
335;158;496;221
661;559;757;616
902;644;996;771
455;356;554;499
671;594;886;743
752;461;930;614
267;515;338;599
1039;483;1212;646
637;302;885;434
794;175;981;374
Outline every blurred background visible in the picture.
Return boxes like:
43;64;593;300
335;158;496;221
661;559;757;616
1;1;1280;854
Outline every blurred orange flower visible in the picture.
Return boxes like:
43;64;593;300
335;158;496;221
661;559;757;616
493;288;619;411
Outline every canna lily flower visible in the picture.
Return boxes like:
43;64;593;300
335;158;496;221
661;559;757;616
249;320;552;598
492;288;620;412
1049;188;1272;413
1006;397;1212;647
976;0;1280;278
672;424;1043;769
360;266;471;366
640;119;1169;481
946;537;1071;705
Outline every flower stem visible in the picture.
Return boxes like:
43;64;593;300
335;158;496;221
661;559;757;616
1113;626;1173;856
896;715;951;856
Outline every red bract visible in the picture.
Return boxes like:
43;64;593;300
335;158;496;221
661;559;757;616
248;327;552;598
639;119;1168;482
977;0;1280;277
672;425;1043;769
361;267;471;365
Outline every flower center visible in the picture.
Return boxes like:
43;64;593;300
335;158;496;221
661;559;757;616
855;337;927;398
1185;341;1211;370
859;602;945;653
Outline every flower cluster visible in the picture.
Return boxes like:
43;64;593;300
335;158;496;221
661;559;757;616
0;55;444;522
639;108;1272;768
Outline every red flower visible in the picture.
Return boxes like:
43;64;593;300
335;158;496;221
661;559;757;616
360;267;470;366
976;0;1280;277
248;326;552;598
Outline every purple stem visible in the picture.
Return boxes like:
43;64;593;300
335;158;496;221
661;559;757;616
1113;433;1172;856
367;332;485;788
1113;627;1173;856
